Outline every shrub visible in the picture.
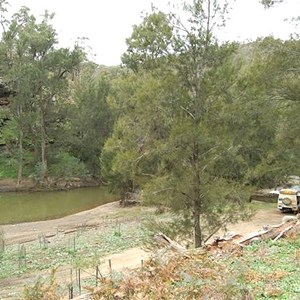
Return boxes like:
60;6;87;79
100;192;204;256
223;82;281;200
49;152;89;178
23;269;62;300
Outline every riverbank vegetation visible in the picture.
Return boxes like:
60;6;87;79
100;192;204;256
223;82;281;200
0;0;299;248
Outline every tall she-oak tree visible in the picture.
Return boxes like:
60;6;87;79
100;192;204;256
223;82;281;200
103;0;251;247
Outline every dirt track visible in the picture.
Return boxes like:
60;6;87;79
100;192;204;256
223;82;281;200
222;203;285;235
1;201;283;246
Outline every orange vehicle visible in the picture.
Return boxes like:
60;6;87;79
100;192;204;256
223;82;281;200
276;186;300;213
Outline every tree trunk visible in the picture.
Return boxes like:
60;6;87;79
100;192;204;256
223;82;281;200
17;129;23;186
33;141;39;165
192;139;202;248
193;208;202;248
40;109;47;180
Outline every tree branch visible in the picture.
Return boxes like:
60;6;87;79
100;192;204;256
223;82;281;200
180;105;195;119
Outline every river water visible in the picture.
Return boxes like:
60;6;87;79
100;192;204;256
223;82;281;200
0;187;118;225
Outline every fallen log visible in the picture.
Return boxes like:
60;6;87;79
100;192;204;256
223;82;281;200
154;233;187;254
237;214;300;246
273;225;294;242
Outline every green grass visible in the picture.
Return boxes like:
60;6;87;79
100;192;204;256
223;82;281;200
249;200;276;211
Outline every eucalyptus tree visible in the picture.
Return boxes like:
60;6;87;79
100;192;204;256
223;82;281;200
0;6;83;182
104;0;251;247
67;63;114;177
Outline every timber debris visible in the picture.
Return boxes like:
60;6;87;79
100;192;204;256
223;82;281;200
152;214;300;254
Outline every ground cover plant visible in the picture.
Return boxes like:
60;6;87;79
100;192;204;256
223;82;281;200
0;218;144;281
89;232;300;300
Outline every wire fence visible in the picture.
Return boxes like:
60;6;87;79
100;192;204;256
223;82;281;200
0;215;146;299
65;258;145;299
0;257;145;299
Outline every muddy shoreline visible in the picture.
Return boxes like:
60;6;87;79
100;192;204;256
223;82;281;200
0;176;101;192
1;201;126;245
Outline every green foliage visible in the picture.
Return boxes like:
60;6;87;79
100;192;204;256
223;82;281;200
235;38;300;186
0;5;84;182
142;177;254;242
30;162;48;182
100;137;134;197
101;70;174;196
0;153;17;178
0;118;18;147
104;0;254;247
67;64;114;177
48;152;89;178
122;10;173;71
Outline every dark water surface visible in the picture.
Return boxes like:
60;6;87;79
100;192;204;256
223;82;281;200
0;187;118;225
